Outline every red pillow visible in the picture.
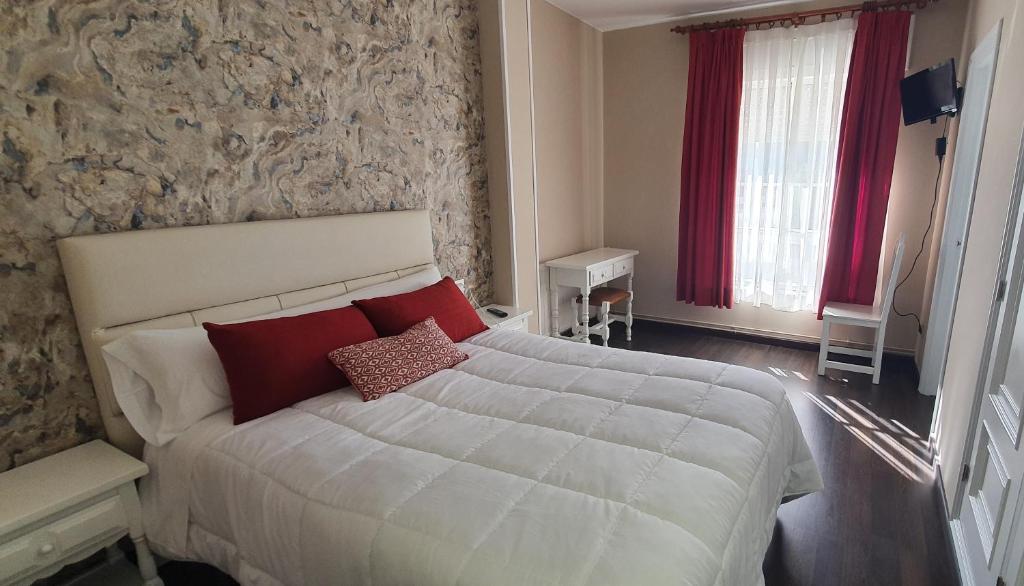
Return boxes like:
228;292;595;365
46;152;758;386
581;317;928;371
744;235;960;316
352;276;487;342
328;317;469;401
204;306;378;423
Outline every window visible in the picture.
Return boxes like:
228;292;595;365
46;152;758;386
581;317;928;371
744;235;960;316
733;20;855;311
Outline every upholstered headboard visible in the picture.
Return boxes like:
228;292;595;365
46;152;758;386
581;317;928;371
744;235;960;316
58;210;436;456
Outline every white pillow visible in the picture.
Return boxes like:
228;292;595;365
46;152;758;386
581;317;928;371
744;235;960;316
103;328;230;446
102;267;443;445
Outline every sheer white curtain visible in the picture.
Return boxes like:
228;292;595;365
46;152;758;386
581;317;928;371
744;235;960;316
733;20;855;311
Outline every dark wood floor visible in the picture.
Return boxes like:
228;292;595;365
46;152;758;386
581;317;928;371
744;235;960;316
127;319;959;586
611;319;959;586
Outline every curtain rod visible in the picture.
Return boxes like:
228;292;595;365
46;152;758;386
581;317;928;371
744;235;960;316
670;0;935;35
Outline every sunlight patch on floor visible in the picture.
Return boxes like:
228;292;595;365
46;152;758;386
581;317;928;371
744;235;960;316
803;391;934;483
768;366;809;380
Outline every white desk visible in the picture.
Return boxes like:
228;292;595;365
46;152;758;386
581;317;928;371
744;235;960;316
544;248;638;343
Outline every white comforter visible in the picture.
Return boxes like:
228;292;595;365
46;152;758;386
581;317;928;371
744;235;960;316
141;329;822;586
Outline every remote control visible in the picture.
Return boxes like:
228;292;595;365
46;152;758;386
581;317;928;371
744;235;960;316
486;307;509;318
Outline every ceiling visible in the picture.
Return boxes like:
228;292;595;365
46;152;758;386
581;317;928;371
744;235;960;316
545;0;791;31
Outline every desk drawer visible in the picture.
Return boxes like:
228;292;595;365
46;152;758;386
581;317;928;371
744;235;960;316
612;258;633;279
590;264;614;286
0;496;128;583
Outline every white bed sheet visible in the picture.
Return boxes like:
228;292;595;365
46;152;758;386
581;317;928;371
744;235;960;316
141;329;822;586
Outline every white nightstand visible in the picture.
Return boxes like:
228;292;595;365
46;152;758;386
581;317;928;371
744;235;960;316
0;440;163;586
477;304;532;333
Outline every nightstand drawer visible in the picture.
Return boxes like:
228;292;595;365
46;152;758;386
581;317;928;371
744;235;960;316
0;496;127;583
477;305;532;332
496;315;528;332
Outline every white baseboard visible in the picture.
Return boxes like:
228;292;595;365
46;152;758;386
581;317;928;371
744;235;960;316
935;463;972;586
949;519;974;586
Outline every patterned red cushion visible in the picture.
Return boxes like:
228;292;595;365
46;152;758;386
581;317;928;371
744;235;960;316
328;317;469;401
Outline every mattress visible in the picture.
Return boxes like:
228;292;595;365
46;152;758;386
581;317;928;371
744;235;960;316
140;329;822;586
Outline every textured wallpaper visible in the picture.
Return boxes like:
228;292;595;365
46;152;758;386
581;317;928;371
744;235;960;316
0;1;493;470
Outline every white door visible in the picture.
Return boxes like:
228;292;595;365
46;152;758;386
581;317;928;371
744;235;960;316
919;23;1002;397
950;123;1024;586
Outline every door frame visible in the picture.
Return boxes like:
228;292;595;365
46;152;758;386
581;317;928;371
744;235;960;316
919;23;1003;399
951;122;1024;513
950;125;1024;586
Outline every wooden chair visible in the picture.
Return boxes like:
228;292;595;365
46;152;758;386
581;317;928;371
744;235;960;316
574;287;633;346
817;233;907;385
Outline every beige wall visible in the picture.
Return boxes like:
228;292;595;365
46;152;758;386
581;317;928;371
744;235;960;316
531;0;605;334
479;0;516;308
935;0;1024;510
602;0;968;353
481;0;546;333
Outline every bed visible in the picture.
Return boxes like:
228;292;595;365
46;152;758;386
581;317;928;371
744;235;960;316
58;210;822;586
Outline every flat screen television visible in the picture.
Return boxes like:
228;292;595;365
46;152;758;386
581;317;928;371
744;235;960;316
900;59;959;126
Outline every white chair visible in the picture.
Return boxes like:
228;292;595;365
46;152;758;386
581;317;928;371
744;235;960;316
817;233;907;385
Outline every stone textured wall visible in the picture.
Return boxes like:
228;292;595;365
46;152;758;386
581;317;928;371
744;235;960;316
0;1;492;470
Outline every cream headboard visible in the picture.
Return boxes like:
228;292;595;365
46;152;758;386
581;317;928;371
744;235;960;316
58;210;436;456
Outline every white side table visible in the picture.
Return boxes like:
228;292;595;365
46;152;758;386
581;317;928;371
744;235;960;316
0;440;163;586
476;304;532;333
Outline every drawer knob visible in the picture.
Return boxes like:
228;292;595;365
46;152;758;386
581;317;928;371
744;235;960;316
38;543;54;555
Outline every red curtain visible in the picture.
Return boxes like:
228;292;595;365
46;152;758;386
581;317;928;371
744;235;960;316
817;11;911;317
676;28;745;308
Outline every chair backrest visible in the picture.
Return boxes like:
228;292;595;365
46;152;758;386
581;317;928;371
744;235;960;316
880;233;908;315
